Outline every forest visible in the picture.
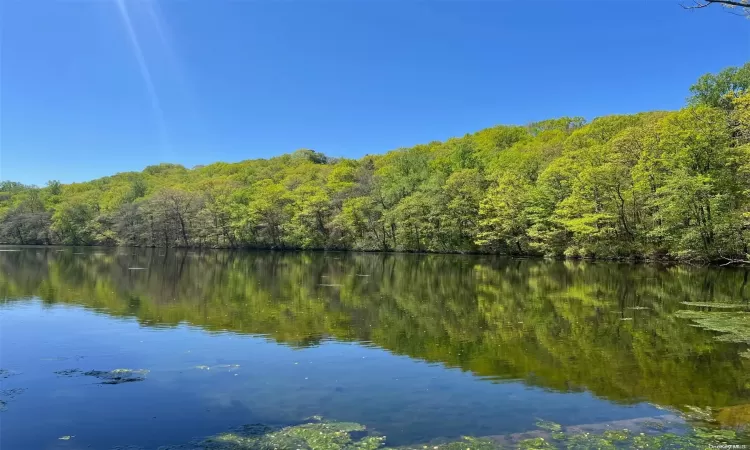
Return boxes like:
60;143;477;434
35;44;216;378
2;64;749;261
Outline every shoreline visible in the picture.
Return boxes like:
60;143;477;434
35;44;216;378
1;244;746;267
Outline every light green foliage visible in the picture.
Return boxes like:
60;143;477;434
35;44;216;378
1;66;749;262
689;62;750;109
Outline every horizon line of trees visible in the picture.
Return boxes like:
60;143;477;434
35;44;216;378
2;64;750;262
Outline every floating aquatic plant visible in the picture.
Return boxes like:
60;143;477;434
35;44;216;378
121;416;750;450
680;302;748;309
673;311;750;344
184;419;385;450
54;368;149;384
510;420;744;450
534;420;562;432
682;405;717;423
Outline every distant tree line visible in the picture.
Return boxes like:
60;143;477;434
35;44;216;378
2;64;749;261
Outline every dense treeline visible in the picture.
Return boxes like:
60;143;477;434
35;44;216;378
1;249;749;413
2;65;750;260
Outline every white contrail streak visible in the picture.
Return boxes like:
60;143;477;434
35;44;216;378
115;0;171;154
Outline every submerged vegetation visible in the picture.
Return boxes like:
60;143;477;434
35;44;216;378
0;388;25;412
674;298;750;357
675;310;750;344
54;368;150;384
141;416;750;449
191;420;385;450
2;64;750;262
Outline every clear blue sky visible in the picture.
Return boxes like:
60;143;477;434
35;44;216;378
2;1;748;186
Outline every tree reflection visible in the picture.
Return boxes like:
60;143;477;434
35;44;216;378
1;249;748;411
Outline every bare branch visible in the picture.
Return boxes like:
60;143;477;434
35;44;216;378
682;0;750;18
682;0;750;15
681;0;711;9
684;0;750;7
719;255;750;266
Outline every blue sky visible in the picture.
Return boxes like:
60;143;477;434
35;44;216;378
2;1;748;186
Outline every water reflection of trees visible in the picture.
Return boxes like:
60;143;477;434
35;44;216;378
1;249;749;410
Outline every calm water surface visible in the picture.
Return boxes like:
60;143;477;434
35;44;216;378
0;248;749;449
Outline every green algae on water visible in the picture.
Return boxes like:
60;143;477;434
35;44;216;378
534;420;562;432
509;420;744;450
680;302;748;309
673;310;750;344
396;436;499;450
175;419;385;450
127;416;750;450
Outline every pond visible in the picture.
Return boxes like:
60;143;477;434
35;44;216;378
1;247;749;449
